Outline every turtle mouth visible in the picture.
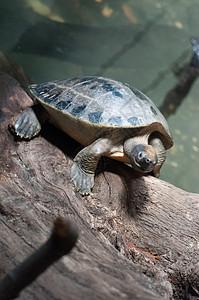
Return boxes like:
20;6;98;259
132;156;142;169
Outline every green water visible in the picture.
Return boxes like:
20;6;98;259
1;0;199;193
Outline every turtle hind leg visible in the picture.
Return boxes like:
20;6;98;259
15;106;41;139
70;138;112;195
15;104;48;139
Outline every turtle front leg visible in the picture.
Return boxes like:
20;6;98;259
70;138;112;195
149;137;166;177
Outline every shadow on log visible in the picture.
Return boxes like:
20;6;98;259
0;56;199;300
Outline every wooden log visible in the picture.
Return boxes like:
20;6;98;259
0;64;199;299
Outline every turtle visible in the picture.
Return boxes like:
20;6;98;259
14;76;173;195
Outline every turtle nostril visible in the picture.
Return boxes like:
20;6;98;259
145;158;152;164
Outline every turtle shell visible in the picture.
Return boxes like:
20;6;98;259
29;76;173;148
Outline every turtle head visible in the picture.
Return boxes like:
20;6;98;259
129;144;158;173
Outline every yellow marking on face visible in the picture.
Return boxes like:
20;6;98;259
106;152;130;164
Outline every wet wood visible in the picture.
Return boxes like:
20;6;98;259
159;65;199;119
159;37;199;119
0;61;199;299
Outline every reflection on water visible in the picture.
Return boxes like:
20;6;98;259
1;0;199;192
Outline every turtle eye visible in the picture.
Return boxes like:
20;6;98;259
138;151;144;160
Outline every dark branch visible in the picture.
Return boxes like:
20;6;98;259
159;37;199;119
0;218;78;300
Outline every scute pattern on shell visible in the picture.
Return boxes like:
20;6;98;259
29;76;169;130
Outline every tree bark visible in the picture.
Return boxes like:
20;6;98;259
0;63;199;300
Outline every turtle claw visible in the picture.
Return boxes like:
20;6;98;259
70;162;94;195
15;107;41;139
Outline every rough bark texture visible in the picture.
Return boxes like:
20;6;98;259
0;64;199;299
